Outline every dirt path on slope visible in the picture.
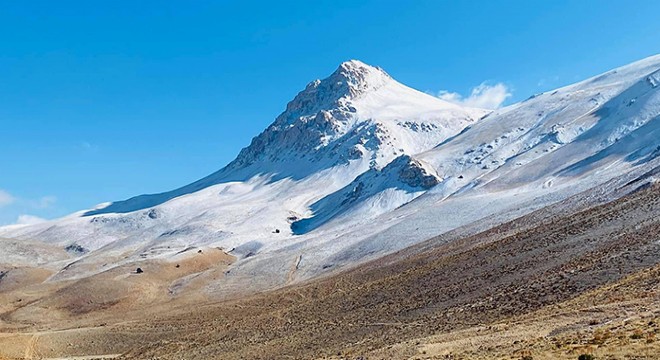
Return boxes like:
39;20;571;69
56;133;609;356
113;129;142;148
286;254;303;285
0;249;235;359
23;334;39;360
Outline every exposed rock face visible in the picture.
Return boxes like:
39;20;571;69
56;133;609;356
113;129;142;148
648;69;660;88
289;154;442;235
390;155;441;189
228;61;392;168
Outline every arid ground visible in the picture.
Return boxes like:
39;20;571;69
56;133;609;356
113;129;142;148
0;183;659;359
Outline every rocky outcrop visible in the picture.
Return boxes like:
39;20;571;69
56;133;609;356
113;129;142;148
388;155;441;189
226;61;392;168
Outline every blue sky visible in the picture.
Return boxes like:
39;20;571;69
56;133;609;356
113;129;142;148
1;0;659;225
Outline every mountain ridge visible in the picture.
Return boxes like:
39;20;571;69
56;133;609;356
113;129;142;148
0;55;658;293
79;59;484;216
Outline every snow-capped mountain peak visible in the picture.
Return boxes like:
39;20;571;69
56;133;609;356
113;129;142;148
326;59;392;99
226;60;484;173
272;60;392;129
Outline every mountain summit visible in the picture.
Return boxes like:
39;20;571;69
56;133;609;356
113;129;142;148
323;59;392;99
226;60;484;172
47;60;481;218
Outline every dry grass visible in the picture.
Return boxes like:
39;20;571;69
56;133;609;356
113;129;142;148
384;264;660;359
0;184;658;359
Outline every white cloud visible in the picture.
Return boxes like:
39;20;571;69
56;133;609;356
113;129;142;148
34;196;57;209
0;190;15;207
437;82;512;109
16;214;47;225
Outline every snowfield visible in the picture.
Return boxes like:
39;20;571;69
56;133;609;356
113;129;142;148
1;56;659;293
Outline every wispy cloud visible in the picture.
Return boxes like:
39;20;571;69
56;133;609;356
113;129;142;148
79;141;99;152
0;190;15;207
33;195;57;209
0;190;56;225
16;214;47;225
537;75;560;88
437;82;512;109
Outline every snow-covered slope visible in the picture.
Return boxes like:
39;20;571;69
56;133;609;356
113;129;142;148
1;56;659;292
74;60;484;218
0;60;485;279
